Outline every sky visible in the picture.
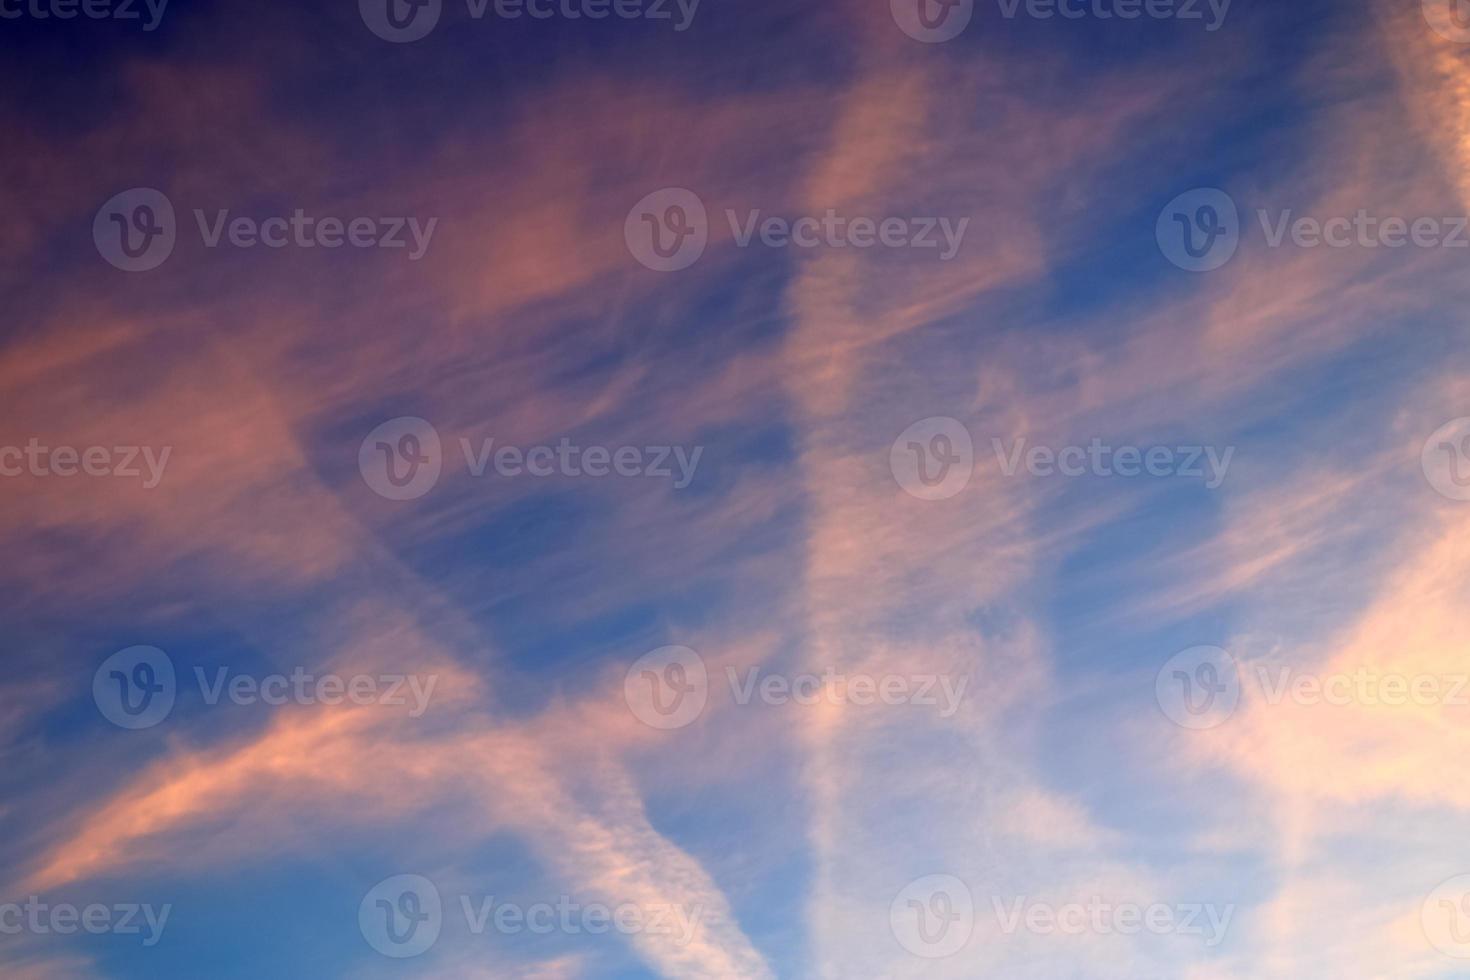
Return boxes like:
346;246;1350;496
3;0;1470;977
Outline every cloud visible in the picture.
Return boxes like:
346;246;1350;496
25;622;772;978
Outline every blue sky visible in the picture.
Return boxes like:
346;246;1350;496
3;0;1470;976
